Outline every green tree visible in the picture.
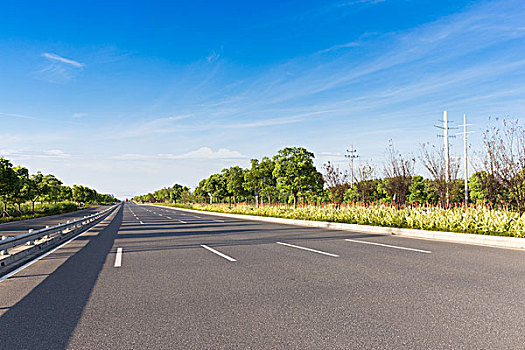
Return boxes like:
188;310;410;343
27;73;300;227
408;176;427;204
258;157;277;204
29;172;47;212
0;158;18;216
170;184;185;203
272;147;323;207
42;174;63;203
72;185;87;203
225;166;248;205
468;171;505;205
204;173;228;203
12;166;31;214
244;159;262;207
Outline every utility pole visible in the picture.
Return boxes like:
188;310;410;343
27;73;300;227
345;145;359;185
457;113;473;208
435;111;455;207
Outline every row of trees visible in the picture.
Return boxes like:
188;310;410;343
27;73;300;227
323;118;525;213
193;147;323;207
0;157;115;217
133;184;192;204
134;119;525;214
134;147;324;207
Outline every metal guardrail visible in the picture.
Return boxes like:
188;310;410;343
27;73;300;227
0;204;118;256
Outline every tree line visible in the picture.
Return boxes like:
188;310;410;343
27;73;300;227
0;157;116;217
134;119;525;214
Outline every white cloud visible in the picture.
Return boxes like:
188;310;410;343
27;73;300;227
112;147;247;161
112;153;152;160
72;113;88;118
159;147;247;160
42;53;85;68
0;149;71;160
44;149;71;158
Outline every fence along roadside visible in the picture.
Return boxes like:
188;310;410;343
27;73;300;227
0;203;121;278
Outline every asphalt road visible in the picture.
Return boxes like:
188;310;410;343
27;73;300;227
1;202;524;349
0;205;110;237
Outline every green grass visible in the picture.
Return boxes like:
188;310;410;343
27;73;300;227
0;201;92;224
146;202;525;238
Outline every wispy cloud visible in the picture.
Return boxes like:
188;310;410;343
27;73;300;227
112;147;247;161
0;112;36;120
206;50;220;63
42;53;84;67
35;52;85;83
337;0;386;7
316;41;360;54
0;149;72;160
159;147;247;160
101;0;525;151
44;149;71;158
112;153;151;161
72;113;88;118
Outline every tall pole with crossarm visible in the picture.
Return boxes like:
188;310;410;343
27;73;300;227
435;111;456;207
457;113;473;208
345;145;358;185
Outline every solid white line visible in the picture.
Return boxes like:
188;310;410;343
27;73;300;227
200;245;236;262
0;225;98;283
344;239;431;254
276;242;339;257
114;248;123;267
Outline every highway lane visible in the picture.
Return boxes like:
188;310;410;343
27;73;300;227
0;202;524;349
0;205;110;237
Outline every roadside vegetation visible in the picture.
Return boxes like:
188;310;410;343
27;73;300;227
0;157;116;223
153;202;525;238
134;118;525;237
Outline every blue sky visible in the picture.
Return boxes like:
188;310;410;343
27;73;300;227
1;0;524;198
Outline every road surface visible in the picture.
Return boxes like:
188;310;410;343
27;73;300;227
0;202;524;349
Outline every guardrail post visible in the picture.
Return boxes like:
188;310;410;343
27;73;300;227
1;236;8;255
26;229;35;245
44;226;50;239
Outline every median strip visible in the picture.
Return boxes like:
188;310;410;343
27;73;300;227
200;245;236;262
344;239;431;254
276;242;339;257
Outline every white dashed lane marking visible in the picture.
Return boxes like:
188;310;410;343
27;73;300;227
200;245;237;262
276;242;339;257
344;239;431;254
